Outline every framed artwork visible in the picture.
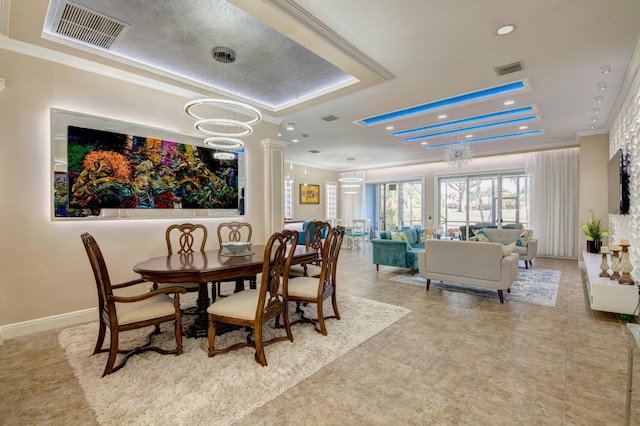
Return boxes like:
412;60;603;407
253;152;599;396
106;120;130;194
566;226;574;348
51;108;245;220
300;184;320;204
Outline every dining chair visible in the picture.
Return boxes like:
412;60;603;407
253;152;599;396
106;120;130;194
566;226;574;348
286;226;345;335
206;229;298;366
289;220;331;278
81;232;187;377
215;221;256;296
344;219;366;249
153;223;208;295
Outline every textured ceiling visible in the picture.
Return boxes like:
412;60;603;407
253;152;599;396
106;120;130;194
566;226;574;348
42;0;358;110
17;0;640;169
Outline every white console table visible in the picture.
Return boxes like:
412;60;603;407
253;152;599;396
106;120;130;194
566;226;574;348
582;251;638;315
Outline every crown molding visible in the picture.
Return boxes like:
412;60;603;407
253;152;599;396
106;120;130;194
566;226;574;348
262;0;394;82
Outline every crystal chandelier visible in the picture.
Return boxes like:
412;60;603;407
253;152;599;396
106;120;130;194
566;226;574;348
184;47;262;151
445;145;473;168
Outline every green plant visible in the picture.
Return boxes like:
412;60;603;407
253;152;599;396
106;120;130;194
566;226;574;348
581;210;610;241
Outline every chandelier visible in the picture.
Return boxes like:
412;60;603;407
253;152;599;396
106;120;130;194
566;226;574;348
445;144;473;168
338;157;363;182
184;47;262;151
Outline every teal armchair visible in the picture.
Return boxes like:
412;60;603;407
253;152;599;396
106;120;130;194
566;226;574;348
371;228;425;275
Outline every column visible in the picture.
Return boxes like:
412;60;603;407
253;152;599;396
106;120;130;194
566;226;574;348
261;138;288;239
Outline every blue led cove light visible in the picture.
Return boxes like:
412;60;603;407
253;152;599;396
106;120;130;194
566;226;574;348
358;81;527;126
392;106;534;137
405;116;537;142
422;130;543;149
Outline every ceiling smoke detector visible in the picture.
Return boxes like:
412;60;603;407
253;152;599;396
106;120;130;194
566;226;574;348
211;46;236;64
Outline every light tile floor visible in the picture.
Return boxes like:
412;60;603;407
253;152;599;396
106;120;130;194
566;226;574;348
1;244;639;425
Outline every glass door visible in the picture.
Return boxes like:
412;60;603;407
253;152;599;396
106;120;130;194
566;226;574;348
378;182;399;232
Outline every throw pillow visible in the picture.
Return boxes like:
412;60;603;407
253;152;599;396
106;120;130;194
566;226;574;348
516;230;533;247
419;233;428;242
475;229;491;242
502;242;516;257
391;231;412;250
390;231;404;241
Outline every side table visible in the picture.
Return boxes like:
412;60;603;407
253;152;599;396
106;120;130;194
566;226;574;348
626;323;640;425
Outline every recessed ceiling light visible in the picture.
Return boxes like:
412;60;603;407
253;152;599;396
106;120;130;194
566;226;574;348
597;82;607;90
496;24;516;35
358;81;526;126
591;117;598;122
591;125;596;129
593;107;600;114
292;139;299;142
504;100;515;106
393;106;534;137
386;126;394;130
600;65;612;74
277;133;281;137
286;123;295;131
422;130;542;149
594;96;604;103
519;125;528;130
438;114;447;119
465;134;473;138
421;142;428;145
405;116;537;143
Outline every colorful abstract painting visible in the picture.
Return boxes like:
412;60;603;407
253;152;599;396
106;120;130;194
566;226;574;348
59;126;238;217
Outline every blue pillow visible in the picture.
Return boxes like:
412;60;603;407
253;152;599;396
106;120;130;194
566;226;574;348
475;229;491;242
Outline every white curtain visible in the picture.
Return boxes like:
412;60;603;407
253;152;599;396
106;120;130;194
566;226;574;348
525;148;580;258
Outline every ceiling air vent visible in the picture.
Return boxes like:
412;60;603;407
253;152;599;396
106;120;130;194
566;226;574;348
320;115;339;122
308;150;321;154
54;1;128;50
494;61;523;76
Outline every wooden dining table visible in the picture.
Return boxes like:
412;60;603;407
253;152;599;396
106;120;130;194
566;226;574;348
133;244;316;338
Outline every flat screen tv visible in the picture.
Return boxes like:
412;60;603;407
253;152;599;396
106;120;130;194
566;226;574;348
607;149;630;214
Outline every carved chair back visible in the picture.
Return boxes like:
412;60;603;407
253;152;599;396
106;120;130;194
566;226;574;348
165;223;208;255
217;222;252;248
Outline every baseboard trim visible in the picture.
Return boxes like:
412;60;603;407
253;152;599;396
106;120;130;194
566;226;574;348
0;308;97;343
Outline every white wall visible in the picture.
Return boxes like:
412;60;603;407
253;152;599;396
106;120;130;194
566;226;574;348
578;133;610;261
0;49;275;330
287;163;337;221
609;57;640;272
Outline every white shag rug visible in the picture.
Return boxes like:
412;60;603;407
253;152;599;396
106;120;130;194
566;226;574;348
58;293;410;425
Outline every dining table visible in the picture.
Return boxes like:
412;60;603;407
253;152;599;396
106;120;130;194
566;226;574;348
133;244;316;338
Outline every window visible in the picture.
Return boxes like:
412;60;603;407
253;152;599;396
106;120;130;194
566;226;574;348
325;181;337;220
284;178;294;219
375;179;424;231
438;171;528;239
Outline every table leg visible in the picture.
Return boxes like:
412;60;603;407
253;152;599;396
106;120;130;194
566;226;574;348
186;283;210;338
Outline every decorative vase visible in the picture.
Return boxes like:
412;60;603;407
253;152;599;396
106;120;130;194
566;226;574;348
587;240;602;254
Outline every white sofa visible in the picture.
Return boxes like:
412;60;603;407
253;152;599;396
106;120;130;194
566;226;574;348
471;228;538;269
418;239;520;303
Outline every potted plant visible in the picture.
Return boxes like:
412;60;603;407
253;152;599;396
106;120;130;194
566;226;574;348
581;210;610;253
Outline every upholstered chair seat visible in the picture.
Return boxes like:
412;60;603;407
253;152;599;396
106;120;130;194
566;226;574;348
115;295;179;325
208;289;259;320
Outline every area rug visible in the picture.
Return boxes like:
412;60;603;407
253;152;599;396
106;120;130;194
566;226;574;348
58;293;409;426
390;268;561;307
